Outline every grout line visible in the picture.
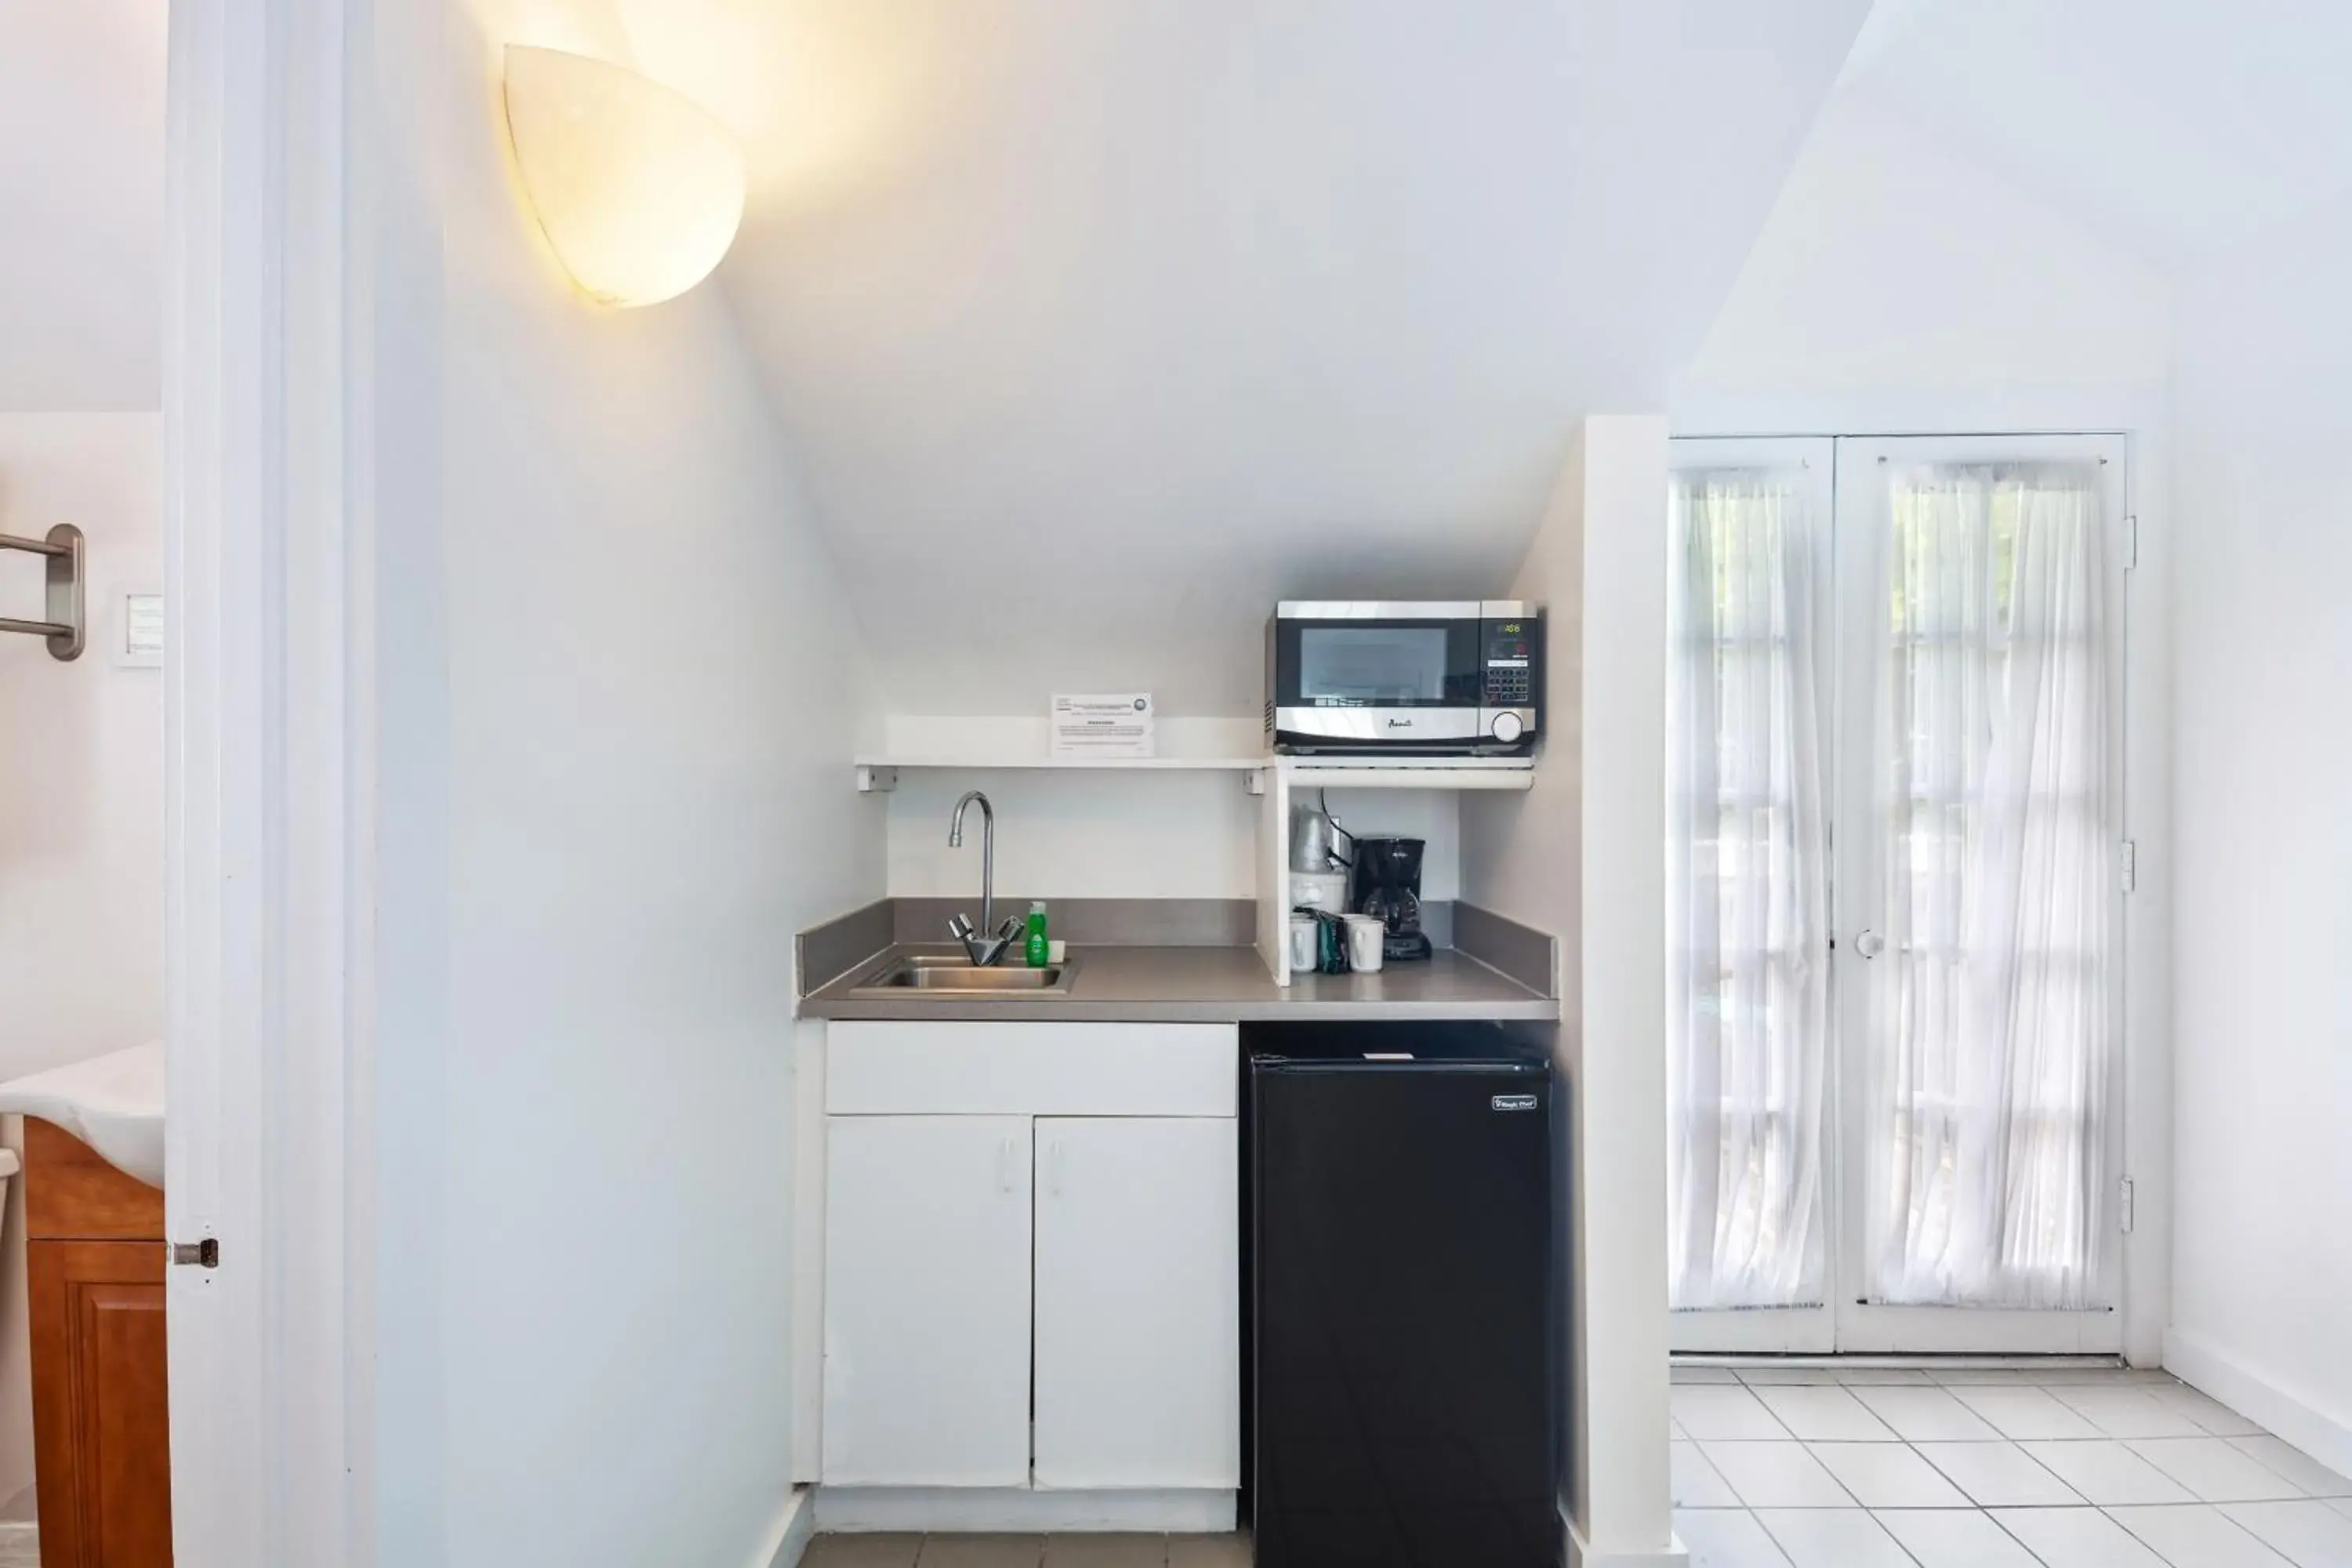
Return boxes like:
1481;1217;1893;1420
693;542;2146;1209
1676;1374;2336;1568
1748;1502;1929;1568
1680;1353;2130;1370
1977;1502;2057;1568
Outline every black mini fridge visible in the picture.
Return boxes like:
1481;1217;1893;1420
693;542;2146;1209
1247;1021;1563;1568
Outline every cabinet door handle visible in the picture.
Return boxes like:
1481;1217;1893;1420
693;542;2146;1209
997;1136;1020;1196
1047;1141;1068;1197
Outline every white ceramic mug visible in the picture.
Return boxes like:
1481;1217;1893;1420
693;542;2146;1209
1343;913;1386;973
1287;914;1319;973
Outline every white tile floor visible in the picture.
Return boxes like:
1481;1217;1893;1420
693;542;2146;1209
803;1533;1250;1567
1673;1364;2352;1567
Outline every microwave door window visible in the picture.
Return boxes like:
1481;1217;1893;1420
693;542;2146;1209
1299;626;1450;706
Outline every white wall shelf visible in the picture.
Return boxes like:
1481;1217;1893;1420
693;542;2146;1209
859;717;1532;794
854;755;1534;793
1282;761;1534;793
854;756;1265;793
857;754;1265;771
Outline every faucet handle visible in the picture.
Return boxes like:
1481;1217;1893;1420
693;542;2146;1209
996;915;1025;943
948;913;978;942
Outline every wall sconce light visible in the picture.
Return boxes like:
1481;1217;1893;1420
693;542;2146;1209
501;45;746;308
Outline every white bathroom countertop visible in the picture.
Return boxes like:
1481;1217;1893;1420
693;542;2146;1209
0;1043;165;1188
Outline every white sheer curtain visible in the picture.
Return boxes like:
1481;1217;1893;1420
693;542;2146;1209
1869;465;2111;1309
1667;471;1829;1311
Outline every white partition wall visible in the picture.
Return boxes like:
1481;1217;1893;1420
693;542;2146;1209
2167;196;2352;1478
1462;415;1675;1567
168;2;891;1562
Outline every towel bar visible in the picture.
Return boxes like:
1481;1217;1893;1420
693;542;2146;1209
0;524;84;660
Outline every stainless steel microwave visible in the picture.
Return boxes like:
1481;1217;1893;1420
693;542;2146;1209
1265;601;1541;755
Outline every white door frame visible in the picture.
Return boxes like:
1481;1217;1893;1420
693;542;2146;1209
1829;433;2130;1356
1666;430;2142;1359
165;2;368;1563
1664;437;1839;1356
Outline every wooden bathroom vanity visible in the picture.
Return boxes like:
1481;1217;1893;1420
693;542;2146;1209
22;1119;172;1567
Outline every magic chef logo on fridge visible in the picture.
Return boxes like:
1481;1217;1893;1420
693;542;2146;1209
1491;1094;1539;1112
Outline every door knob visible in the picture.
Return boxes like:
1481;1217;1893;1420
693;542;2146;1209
1854;930;1886;959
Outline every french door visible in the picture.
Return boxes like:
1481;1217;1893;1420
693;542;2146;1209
1666;434;2129;1356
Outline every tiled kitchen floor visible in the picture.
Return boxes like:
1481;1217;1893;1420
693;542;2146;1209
800;1367;2351;1568
803;1532;1250;1567
1673;1363;2352;1567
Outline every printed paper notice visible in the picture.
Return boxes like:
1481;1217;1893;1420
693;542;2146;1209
1051;693;1156;758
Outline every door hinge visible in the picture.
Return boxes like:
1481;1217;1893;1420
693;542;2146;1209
2120;839;2137;893
172;1238;220;1269
2125;514;2140;570
2118;1178;2136;1235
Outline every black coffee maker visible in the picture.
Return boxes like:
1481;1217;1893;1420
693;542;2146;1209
1349;837;1432;961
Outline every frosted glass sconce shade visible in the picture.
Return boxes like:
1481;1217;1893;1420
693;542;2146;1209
501;45;746;307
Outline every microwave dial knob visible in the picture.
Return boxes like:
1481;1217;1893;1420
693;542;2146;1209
1491;710;1526;745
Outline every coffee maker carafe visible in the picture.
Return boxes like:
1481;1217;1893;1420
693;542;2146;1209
1348;837;1432;961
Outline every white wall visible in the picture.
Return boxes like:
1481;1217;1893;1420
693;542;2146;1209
1823;0;2352;271
2163;192;2352;1474
1676;94;2174;430
884;774;1457;903
607;0;1868;716
0;414;162;1519
1668;88;2183;1367
870;718;1462;905
887;771;1253;900
1462;416;1675;1565
365;2;887;1561
0;1;166;411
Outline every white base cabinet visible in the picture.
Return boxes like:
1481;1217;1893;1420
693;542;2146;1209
1033;1116;1240;1488
821;1115;1034;1486
818;1022;1240;1499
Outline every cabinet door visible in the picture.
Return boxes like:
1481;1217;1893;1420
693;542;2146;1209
822;1115;1033;1486
29;1240;172;1568
1033;1116;1240;1489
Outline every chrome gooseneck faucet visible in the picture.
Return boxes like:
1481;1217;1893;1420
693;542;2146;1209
947;789;1023;966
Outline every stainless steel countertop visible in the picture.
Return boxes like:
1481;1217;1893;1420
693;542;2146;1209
800;943;1558;1022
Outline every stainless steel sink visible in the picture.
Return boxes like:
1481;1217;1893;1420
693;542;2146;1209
849;954;1075;995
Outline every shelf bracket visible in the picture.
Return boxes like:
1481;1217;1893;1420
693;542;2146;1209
0;524;84;661
1243;768;1268;797
855;764;899;794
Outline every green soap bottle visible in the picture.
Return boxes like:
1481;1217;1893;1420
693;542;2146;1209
1025;901;1050;967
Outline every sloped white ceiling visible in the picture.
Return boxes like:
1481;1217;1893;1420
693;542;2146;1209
1838;0;2352;267
1679;93;2176;410
621;0;1873;713
0;0;166;410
